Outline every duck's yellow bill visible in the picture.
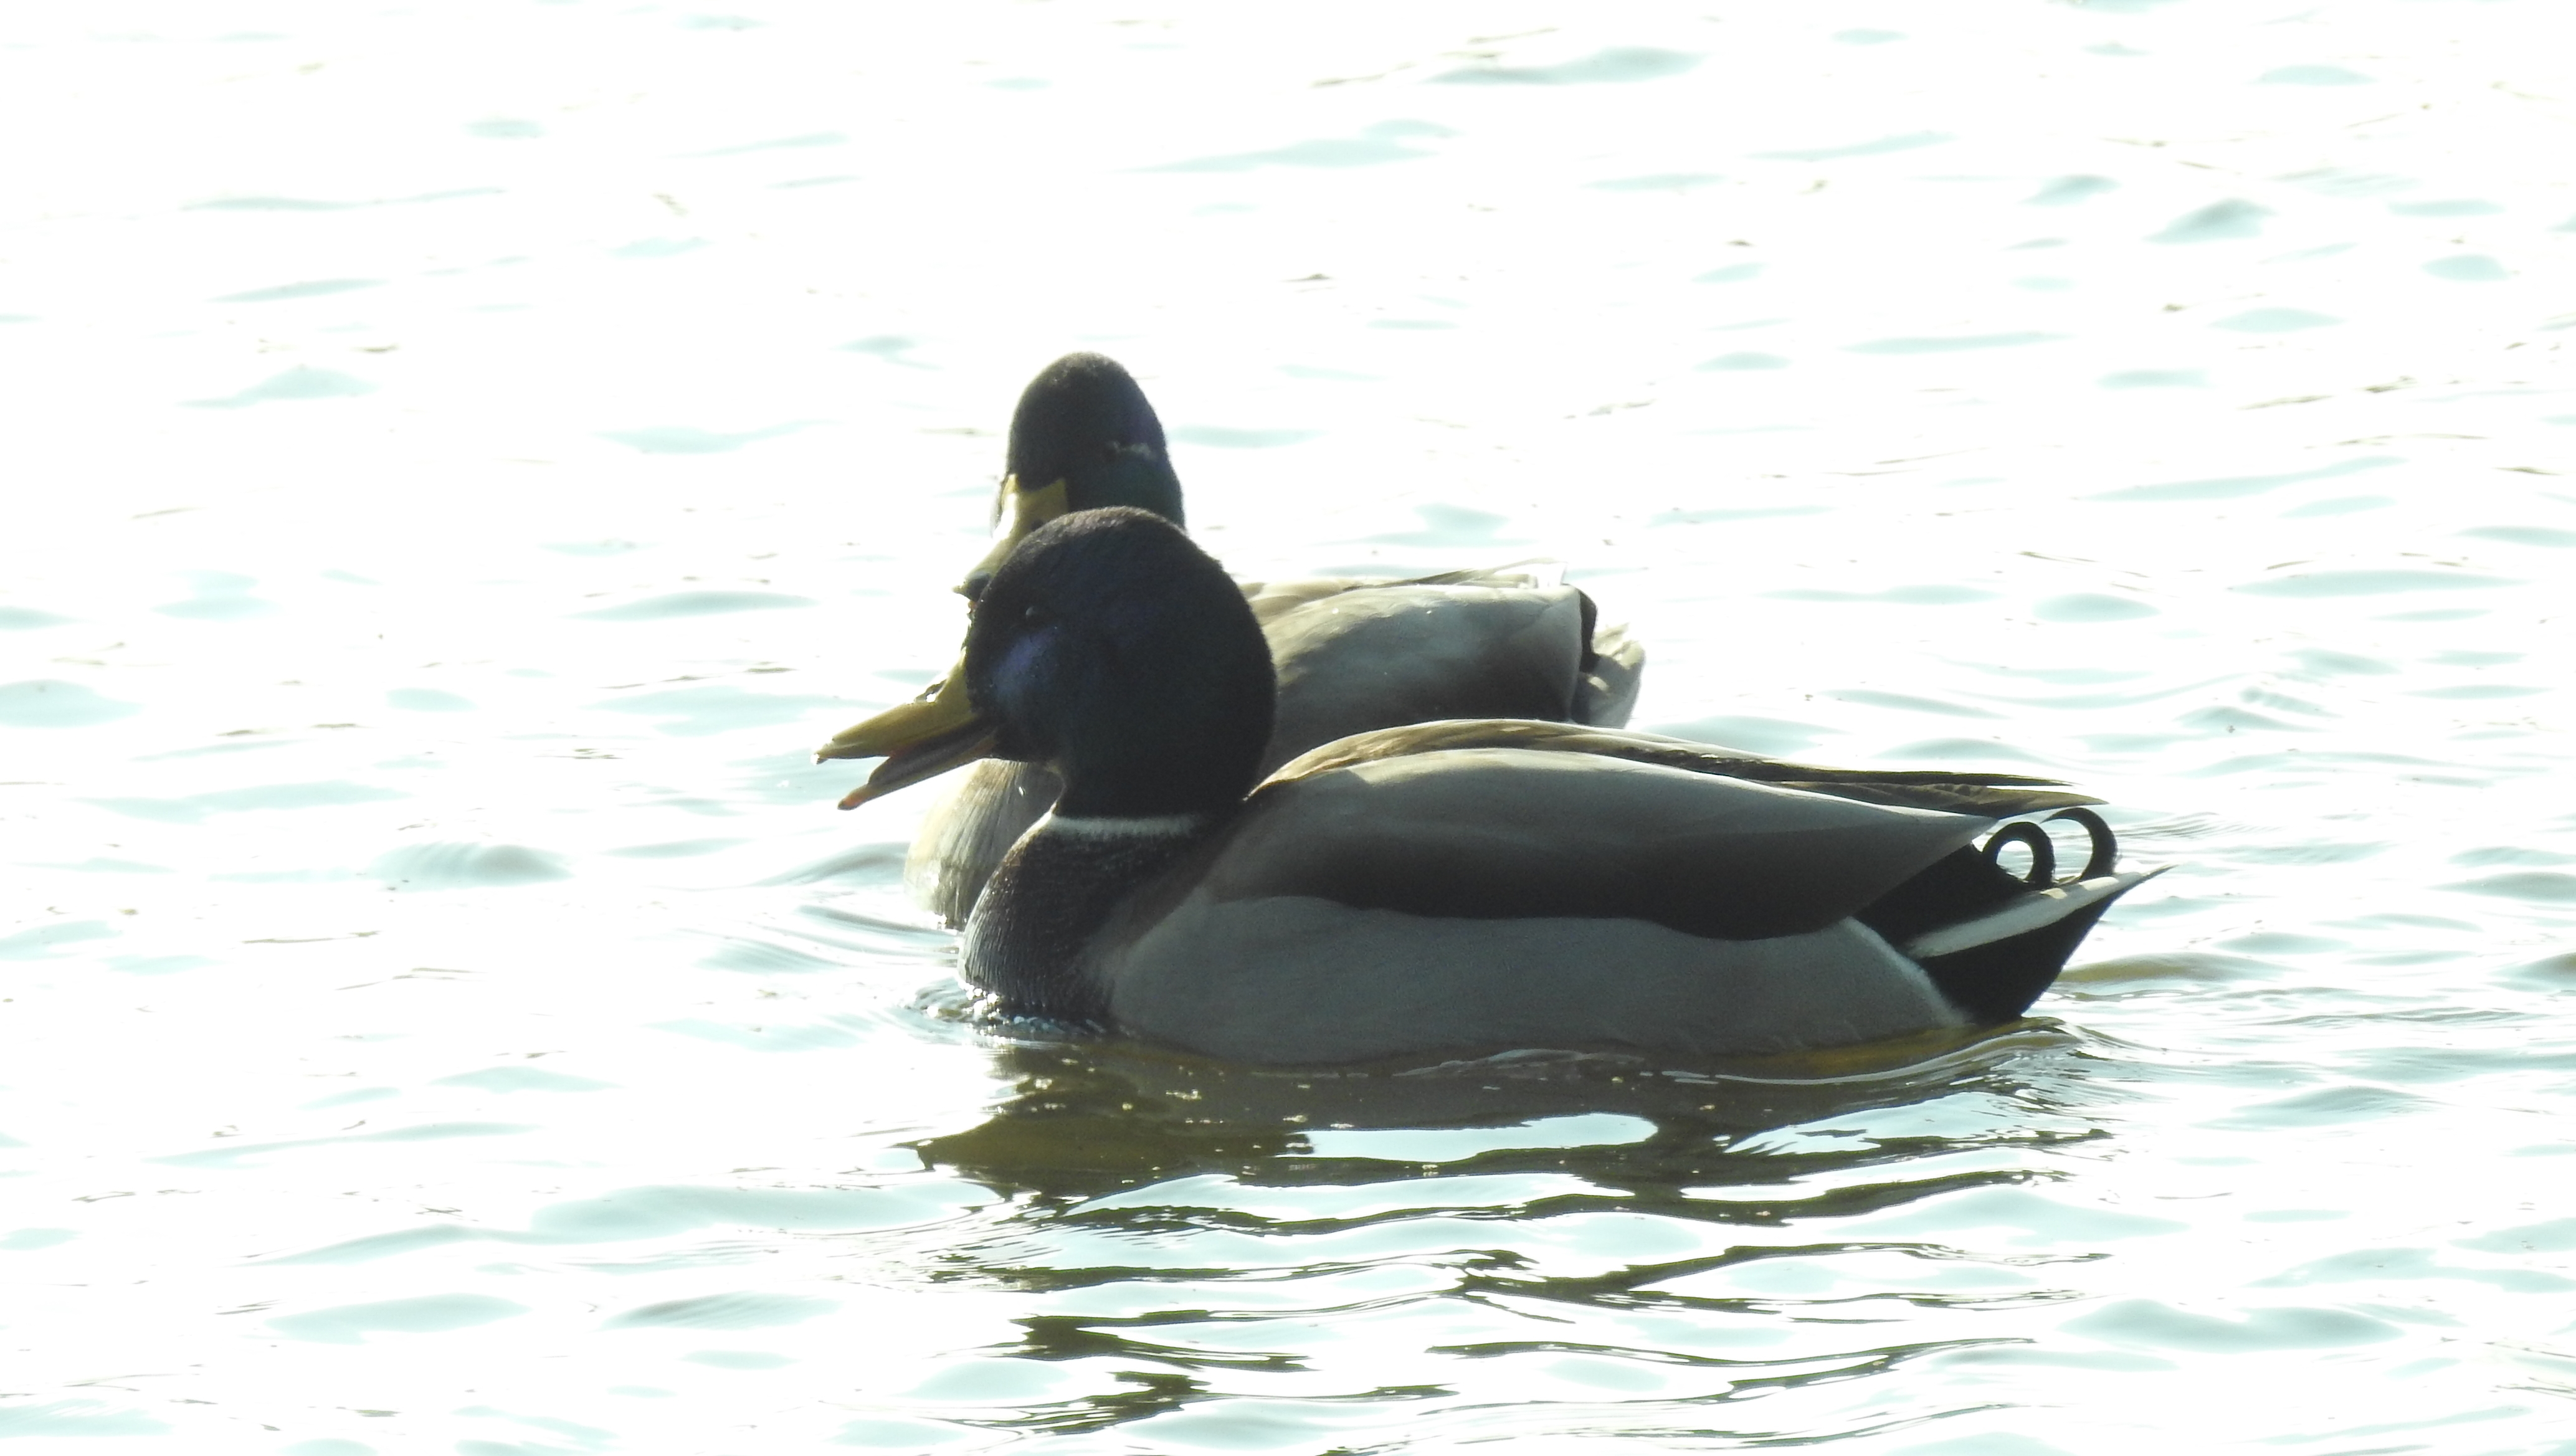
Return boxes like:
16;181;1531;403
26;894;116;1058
822;474;1073;810
960;475;1071;597
815;665;999;811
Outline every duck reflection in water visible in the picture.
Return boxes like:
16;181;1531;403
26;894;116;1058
905;1024;2113;1437
820;508;2164;1067
913;1027;2084;1206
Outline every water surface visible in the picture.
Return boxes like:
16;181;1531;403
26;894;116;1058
4;2;2573;1452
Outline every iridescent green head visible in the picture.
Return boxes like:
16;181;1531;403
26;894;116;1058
966;353;1184;599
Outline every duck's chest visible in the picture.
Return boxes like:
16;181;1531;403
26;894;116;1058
959;820;1211;1022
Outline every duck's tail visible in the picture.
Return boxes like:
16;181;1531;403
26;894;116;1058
1908;868;2164;1023
1857;809;2167;1024
1574;614;1645;728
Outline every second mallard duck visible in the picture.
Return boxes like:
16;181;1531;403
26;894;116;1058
831;507;2163;1067
821;352;1645;924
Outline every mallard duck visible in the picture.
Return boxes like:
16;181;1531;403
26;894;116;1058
819;352;1645;924
827;507;2163;1067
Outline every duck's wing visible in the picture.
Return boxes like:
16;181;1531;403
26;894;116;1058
1267;719;2100;820
1255;582;1594;774
1239;576;1389;624
1238;563;1554;624
1204;746;2000;941
1243;568;1642;733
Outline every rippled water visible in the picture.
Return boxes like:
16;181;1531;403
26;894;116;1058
6;2;2574;1451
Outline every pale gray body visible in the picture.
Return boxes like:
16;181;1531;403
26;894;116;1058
1102;896;1958;1065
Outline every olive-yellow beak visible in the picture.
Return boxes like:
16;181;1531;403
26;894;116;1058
959;475;1072;598
819;473;1075;811
814;664;1000;811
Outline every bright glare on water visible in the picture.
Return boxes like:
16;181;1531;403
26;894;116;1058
4;1;2574;1451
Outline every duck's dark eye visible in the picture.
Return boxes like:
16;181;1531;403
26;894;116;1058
1098;440;1124;464
1020;602;1052;627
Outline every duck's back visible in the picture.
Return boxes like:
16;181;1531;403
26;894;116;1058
1260;581;1592;774
1247;571;1643;740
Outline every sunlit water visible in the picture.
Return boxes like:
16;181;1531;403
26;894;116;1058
4;2;2573;1451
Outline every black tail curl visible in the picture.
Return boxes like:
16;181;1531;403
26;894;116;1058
1859;810;2124;951
1982;821;2057;886
1981;807;2117;888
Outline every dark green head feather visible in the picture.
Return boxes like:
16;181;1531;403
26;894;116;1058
1005;353;1186;524
966;508;1273;818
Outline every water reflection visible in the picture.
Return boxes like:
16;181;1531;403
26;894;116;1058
923;1028;2106;1240
892;1026;2127;1441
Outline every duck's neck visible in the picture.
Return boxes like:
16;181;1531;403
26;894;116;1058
959;811;1220;1021
1068;449;1185;525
